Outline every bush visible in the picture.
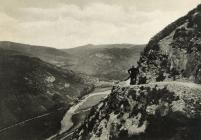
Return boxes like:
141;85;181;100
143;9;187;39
192;12;201;29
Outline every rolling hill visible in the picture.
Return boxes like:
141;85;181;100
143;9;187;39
0;41;145;82
63;44;145;81
0;41;72;67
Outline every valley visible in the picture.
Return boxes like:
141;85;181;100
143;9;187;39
1;2;201;140
0;42;143;140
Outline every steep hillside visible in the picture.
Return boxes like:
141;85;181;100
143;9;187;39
136;4;201;83
63;44;145;81
0;49;93;139
71;4;201;140
72;82;201;140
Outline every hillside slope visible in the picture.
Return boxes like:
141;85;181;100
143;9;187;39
71;4;201;140
72;82;201;140
64;44;145;81
136;4;201;83
0;49;93;139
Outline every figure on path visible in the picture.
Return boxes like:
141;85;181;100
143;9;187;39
128;65;139;85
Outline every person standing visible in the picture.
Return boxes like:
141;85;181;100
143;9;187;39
128;65;139;85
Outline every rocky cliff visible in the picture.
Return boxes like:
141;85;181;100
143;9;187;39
71;4;201;140
136;4;201;83
72;82;201;140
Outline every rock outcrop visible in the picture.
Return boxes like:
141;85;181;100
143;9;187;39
136;4;201;84
71;4;201;140
72;82;201;140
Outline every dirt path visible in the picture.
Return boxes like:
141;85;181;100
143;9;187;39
122;79;201;90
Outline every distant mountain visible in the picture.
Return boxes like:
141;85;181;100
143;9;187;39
0;49;93;139
0;41;72;67
0;41;144;82
63;44;145;81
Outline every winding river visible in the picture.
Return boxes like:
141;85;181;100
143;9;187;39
59;90;111;134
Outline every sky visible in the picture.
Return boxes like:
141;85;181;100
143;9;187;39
0;0;200;48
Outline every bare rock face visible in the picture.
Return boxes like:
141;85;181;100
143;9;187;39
136;4;201;84
72;82;201;140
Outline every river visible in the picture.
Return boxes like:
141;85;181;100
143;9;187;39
47;89;111;140
60;90;111;133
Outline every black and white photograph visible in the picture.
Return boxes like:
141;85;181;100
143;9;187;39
0;0;201;140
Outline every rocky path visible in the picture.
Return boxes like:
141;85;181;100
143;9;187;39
122;79;201;90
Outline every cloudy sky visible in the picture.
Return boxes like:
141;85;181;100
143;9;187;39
0;0;200;48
